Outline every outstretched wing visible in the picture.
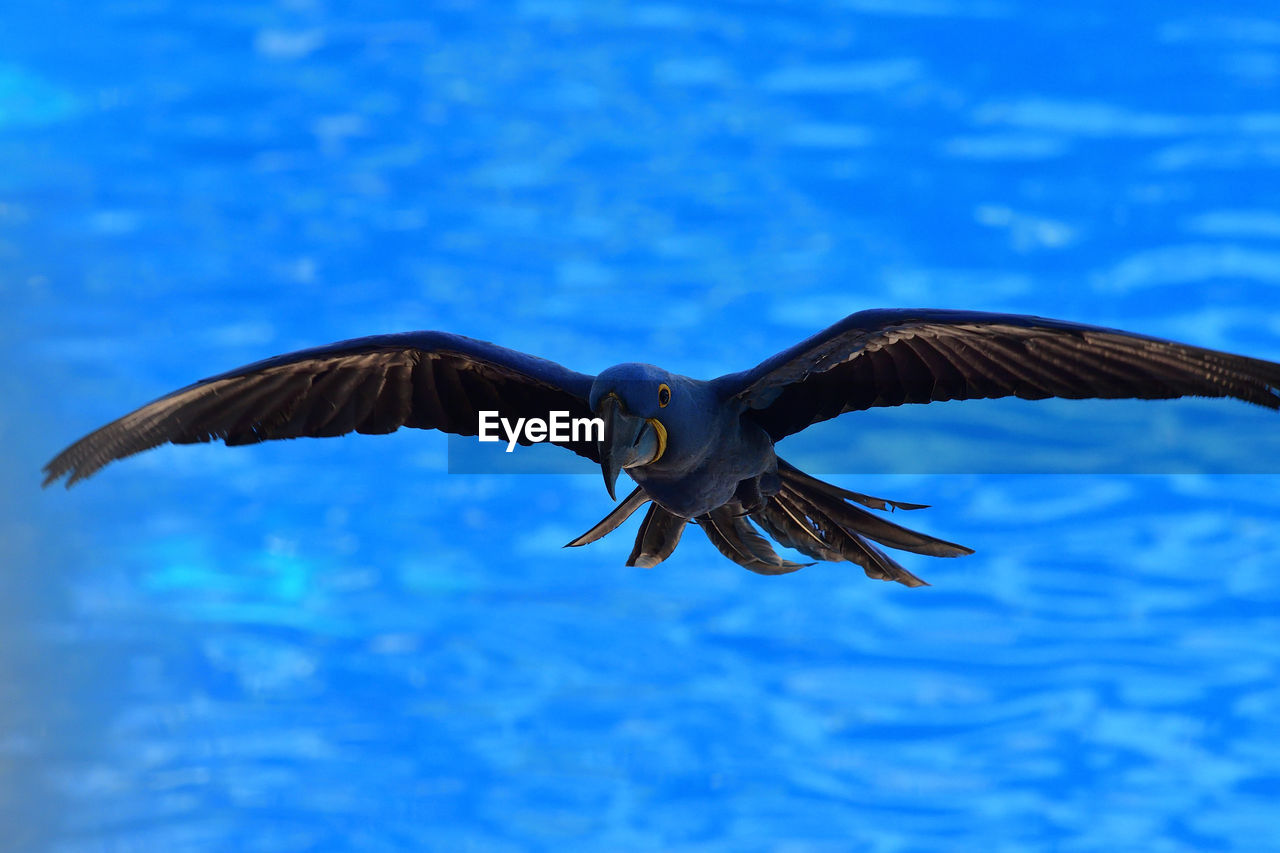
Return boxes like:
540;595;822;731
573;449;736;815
712;308;1280;441
44;331;598;487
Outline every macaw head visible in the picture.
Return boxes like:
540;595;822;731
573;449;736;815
589;363;685;500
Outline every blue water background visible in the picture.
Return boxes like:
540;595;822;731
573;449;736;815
5;2;1280;850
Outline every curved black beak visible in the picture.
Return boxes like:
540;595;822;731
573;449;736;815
597;394;665;500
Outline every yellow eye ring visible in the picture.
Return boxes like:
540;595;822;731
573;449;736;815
657;383;671;407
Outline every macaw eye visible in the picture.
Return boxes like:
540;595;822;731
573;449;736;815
657;383;671;407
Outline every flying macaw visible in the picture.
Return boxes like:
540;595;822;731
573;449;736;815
44;309;1280;586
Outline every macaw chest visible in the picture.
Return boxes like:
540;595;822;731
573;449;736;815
630;468;739;519
628;419;778;519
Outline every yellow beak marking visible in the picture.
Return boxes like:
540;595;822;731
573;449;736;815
646;417;667;463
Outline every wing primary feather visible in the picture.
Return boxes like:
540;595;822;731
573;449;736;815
44;373;294;486
1025;336;1179;398
209;371;312;442
975;335;1084;398
1082;335;1280;407
929;335;1024;398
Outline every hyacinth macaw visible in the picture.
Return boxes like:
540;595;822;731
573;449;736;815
44;309;1280;587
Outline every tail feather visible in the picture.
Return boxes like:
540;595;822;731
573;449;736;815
627;503;687;568
698;508;811;575
779;482;972;557
566;460;969;588
758;488;929;587
777;459;928;511
835;525;929;588
565;486;649;547
756;457;977;587
753;495;843;563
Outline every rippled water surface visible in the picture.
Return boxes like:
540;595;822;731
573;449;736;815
5;2;1280;850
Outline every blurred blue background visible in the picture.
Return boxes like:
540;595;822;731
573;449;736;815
5;1;1280;850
